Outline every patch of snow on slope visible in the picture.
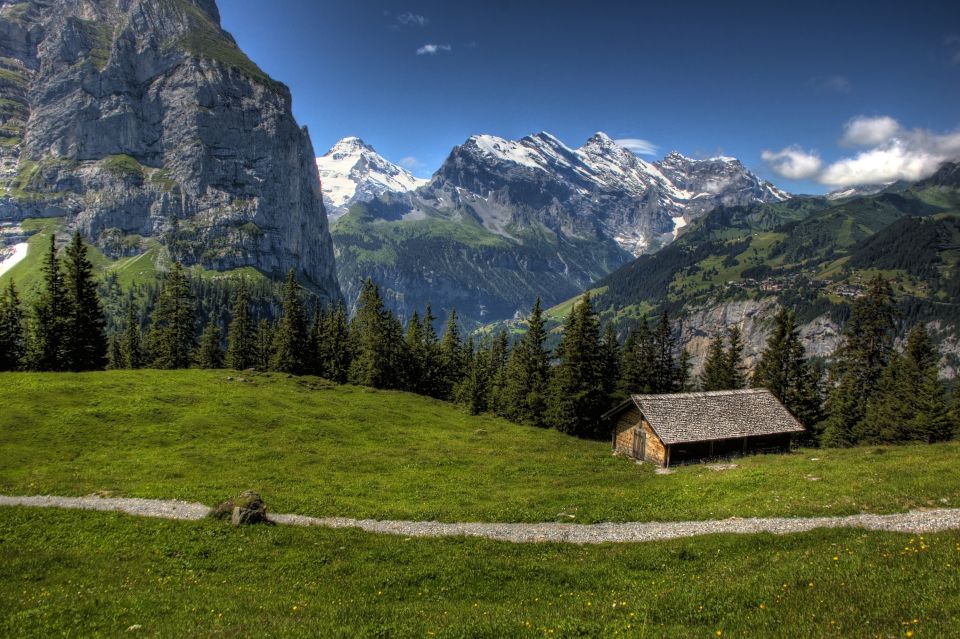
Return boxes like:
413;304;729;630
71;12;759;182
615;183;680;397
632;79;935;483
0;242;28;277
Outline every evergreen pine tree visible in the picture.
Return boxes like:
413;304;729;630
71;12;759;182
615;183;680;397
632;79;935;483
615;329;642;401
438;309;465;399
500;298;551;426
0;279;25;371
28;235;71;371
752;309;822;428
546;293;605;438
403;311;426;392
652;312;677;392
323;304;351;384
307;304;327;376
63;232;107;371
856;353;911;444
860;324;954;444
255;319;273;371
107;334;123;370
700;332;729;391
486;330;510;412
225;282;256;371
822;276;897;446
271;270;308;374
726;326;746;389
197;321;225;369
349;279;404;388
457;336;489;415
599;323;621;406
120;303;144;369
149;262;195;369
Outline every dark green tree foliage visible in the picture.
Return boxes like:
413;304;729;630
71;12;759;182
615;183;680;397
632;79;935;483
0;280;25;371
652;312;678;393
486;330;510;411
28;235;70;371
726;326;746;390
271;271;308;374
107;334;123;370
349;279;404;388
599;323;621;406
500;298;551;426
858;325;954;444
403;311;426;392
700;327;746;391
700;332;729;391
225;282;256;370
822;276;898;446
617;317;657;398
149;263;195;369
197;321;225;369
752;309;822;427
63;232;107;371
457;336;489;415
321;304;351;384
546;293;606;438
255;319;273;371
120;304;145;369
438;310;465;400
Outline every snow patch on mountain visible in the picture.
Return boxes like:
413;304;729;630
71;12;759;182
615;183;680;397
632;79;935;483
317;137;428;216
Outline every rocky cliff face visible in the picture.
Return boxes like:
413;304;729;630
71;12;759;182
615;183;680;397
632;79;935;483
0;0;340;301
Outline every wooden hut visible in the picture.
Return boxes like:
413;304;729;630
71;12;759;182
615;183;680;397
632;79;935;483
605;389;805;467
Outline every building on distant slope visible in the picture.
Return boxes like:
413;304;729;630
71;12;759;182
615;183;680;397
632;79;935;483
605;389;805;467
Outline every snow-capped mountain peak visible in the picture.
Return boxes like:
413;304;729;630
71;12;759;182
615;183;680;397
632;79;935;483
317;137;428;215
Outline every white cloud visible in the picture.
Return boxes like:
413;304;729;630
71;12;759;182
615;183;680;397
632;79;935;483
399;156;421;169
820;129;960;186
397;12;429;27
416;43;452;56
761;146;823;180
840;116;901;147
614;138;659;156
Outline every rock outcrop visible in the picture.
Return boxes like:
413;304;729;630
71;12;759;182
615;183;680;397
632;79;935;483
0;0;340;301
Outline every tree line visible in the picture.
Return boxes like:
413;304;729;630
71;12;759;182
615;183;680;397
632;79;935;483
1;237;957;445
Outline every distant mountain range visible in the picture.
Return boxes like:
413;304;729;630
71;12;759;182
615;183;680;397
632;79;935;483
553;162;960;379
321;132;789;326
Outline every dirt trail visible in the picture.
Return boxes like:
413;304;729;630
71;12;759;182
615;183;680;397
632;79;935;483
3;494;959;544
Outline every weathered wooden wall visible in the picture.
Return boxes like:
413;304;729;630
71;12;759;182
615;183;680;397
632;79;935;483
612;406;641;455
641;420;667;466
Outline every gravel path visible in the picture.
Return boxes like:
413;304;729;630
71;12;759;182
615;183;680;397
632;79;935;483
3;494;960;544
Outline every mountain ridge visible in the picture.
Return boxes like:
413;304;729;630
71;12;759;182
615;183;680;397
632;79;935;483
329;131;789;325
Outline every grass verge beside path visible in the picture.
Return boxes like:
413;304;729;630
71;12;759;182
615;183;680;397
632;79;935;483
1;508;958;638
1;370;958;524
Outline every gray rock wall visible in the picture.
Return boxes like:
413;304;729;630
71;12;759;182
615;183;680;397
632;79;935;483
0;0;340;301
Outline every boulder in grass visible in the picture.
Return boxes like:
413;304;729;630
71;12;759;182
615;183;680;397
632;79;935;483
210;500;235;521
231;490;268;526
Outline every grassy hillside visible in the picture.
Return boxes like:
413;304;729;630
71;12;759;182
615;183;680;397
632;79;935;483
332;200;629;328
0;218;269;296
2;508;958;637
2;370;959;523
524;168;960;335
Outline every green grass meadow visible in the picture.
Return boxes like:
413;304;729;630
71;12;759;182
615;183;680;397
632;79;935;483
1;370;959;523
2;508;958;638
2;370;959;636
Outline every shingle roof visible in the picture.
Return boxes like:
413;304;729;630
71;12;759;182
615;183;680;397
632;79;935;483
619;389;805;445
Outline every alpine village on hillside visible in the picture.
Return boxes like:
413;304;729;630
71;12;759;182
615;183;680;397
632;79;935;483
1;0;959;637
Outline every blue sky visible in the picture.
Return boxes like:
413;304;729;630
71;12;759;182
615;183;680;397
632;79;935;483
218;0;960;193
